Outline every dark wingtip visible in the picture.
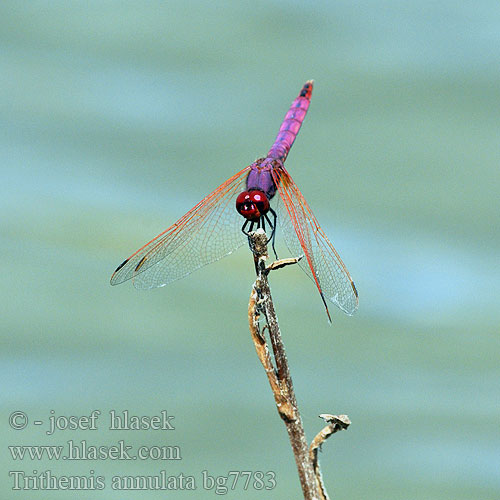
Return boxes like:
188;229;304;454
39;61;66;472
110;258;129;286
134;256;147;272
320;291;333;324
114;258;129;274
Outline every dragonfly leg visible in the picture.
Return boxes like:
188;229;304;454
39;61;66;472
242;220;259;254
241;216;277;259
241;219;253;236
265;208;278;259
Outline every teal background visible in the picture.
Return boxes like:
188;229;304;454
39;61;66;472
2;1;499;498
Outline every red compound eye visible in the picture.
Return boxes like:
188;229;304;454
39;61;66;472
236;190;270;221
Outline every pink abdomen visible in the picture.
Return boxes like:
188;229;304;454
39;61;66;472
267;81;313;162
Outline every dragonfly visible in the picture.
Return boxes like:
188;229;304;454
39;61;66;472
111;81;358;321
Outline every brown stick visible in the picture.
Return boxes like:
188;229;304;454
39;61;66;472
247;229;320;500
309;414;351;500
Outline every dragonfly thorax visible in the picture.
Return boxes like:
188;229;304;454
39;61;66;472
245;157;281;200
236;190;270;221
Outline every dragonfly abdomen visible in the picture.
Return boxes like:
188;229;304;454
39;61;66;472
267;80;313;162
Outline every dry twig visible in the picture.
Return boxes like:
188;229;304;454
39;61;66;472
247;229;351;499
309;414;351;500
247;229;319;499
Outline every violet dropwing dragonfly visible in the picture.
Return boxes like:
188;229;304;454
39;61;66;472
111;81;358;320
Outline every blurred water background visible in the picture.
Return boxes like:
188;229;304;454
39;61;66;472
2;1;499;498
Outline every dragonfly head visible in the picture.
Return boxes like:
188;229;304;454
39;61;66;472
236;190;270;221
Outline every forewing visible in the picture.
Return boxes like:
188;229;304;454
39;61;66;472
272;167;359;315
110;166;251;289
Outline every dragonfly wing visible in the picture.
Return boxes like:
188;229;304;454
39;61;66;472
111;166;251;289
272;167;359;316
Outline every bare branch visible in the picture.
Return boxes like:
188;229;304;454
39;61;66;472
309;414;351;500
266;255;303;272
248;289;294;419
247;229;320;499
